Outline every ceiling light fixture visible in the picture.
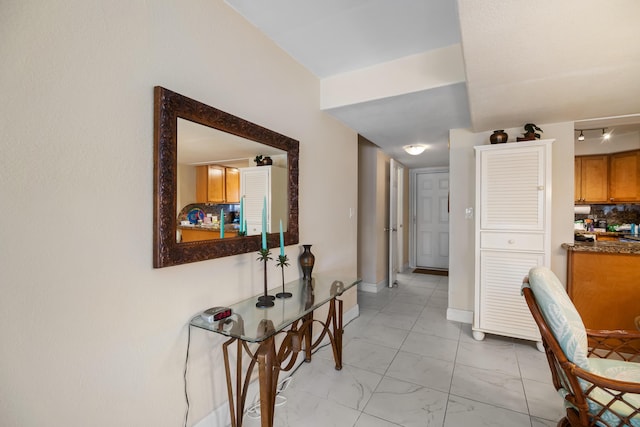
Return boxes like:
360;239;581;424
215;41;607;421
575;127;611;141
403;144;427;155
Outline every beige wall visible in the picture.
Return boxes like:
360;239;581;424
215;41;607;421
0;2;358;426
448;123;575;318
357;136;390;286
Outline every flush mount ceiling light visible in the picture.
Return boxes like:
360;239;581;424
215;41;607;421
575;128;610;142
403;144;427;155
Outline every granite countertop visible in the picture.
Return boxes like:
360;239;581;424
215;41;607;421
177;224;239;232
574;230;624;237
562;241;640;254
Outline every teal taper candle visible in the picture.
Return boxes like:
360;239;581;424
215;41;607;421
261;197;267;249
279;219;284;257
220;208;224;239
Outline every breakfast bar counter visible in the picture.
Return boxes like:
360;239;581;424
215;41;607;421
562;241;640;330
562;240;640;254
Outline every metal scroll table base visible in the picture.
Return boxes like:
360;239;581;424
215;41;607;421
222;298;344;427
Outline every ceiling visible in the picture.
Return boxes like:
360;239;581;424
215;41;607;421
225;0;640;169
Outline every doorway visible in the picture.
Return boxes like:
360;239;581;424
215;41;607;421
413;169;449;269
388;159;404;287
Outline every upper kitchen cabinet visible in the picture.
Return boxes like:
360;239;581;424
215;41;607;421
224;167;240;203
575;150;640;204
609;150;640;203
196;165;240;204
575;155;608;203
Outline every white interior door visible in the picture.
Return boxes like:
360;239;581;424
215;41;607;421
388;159;404;287
415;171;449;269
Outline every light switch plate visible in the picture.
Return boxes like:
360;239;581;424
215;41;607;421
465;207;474;219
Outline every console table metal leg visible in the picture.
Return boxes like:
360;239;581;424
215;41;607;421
257;336;278;427
303;312;313;362
334;298;344;370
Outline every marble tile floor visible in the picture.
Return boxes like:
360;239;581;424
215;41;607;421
243;271;565;426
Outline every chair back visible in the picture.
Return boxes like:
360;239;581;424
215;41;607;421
524;266;590;371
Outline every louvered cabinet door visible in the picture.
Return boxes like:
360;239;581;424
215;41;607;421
477;251;542;340
479;145;546;231
473;140;553;343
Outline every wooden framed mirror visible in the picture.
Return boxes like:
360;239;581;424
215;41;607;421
153;86;299;268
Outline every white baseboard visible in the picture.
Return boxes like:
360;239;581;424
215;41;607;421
358;278;388;293
195;304;360;427
446;307;473;324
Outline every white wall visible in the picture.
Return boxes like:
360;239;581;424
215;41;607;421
0;2;358;426
448;123;575;318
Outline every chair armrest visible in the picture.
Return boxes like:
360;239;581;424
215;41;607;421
586;329;640;362
572;362;640;394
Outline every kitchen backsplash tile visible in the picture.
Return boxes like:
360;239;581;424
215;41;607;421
575;204;640;225
178;203;239;223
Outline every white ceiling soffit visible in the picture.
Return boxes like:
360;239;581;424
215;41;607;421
327;83;470;169
224;0;461;78
225;0;640;168
457;0;640;132
224;0;466;168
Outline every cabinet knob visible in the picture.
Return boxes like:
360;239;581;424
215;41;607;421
508;239;515;244
537;186;544;190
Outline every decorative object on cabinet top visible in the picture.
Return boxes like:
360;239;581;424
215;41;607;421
517;123;543;141
254;155;273;166
489;130;508;144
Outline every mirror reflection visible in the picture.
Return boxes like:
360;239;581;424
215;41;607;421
176;119;288;243
153;86;299;268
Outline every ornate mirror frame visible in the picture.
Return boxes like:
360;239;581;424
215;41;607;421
153;86;299;268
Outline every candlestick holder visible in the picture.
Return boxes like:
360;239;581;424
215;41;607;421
256;249;274;308
275;255;292;299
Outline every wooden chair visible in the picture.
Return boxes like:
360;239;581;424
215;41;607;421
522;266;640;427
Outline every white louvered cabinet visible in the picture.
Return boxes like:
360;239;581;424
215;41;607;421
239;166;288;236
473;139;553;349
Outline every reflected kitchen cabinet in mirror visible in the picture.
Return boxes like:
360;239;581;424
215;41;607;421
153;86;299;268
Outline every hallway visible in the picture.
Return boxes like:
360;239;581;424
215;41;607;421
243;271;564;426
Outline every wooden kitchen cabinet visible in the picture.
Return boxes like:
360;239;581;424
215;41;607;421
566;250;640;330
196;165;240;203
224;167;240;203
609;150;640;203
575;155;608;203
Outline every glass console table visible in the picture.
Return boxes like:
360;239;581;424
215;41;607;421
190;275;360;427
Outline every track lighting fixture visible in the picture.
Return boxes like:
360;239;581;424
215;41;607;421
575;128;611;141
